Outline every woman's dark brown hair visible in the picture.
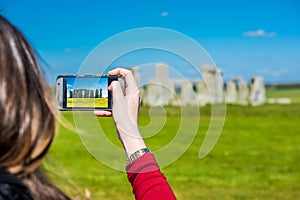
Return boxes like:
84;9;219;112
0;15;70;199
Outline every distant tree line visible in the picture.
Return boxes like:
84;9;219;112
265;83;300;89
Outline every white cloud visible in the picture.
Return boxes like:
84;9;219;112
271;68;289;77
260;68;289;77
161;12;168;17
243;29;276;38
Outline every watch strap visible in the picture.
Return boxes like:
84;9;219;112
127;148;150;164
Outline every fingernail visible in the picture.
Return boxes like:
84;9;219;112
110;81;117;88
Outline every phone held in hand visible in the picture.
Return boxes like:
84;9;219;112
56;75;125;111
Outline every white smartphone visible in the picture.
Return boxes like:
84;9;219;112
56;75;125;111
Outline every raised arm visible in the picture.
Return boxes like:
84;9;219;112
94;68;176;200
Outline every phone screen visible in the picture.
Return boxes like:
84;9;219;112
66;76;109;109
56;75;124;111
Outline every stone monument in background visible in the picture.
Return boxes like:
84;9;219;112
237;78;249;105
226;79;237;104
195;80;210;106
201;65;224;104
130;64;266;107
145;64;171;106
180;80;197;105
250;76;266;106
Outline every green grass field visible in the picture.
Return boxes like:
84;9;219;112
67;97;108;108
48;88;300;199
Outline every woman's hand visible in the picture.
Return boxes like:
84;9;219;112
94;68;146;156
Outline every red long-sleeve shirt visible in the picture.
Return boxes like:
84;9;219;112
126;153;176;200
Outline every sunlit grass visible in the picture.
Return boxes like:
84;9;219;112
67;97;108;108
266;88;300;103
48;88;300;199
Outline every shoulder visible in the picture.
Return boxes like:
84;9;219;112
0;167;33;200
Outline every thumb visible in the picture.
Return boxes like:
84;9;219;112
111;81;124;105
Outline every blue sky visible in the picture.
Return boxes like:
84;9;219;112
1;0;300;84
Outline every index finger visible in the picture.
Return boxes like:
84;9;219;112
94;110;112;117
108;68;131;76
109;68;138;94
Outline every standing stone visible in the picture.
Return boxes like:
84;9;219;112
214;68;224;103
145;64;170;106
201;65;224;104
195;80;210;106
156;64;170;106
145;79;162;106
250;76;266;106
226;79;237;104
181;80;197;105
237;78;249;105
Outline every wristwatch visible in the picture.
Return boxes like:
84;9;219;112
127;148;150;164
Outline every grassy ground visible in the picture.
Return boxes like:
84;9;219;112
48;88;300;199
266;88;300;103
67;97;108;108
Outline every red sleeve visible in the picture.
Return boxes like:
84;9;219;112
126;153;176;200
